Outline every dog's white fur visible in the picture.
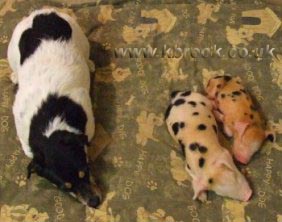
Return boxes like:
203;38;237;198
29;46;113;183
8;8;94;158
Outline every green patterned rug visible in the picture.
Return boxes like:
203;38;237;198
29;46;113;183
0;0;281;221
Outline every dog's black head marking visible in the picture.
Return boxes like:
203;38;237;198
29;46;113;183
19;12;72;65
27;94;101;207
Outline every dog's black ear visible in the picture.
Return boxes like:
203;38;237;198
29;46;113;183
27;159;67;189
62;132;89;146
50;130;89;147
76;134;89;146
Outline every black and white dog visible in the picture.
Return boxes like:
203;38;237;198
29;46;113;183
8;8;101;208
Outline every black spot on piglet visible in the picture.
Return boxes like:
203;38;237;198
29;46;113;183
232;91;241;96
178;140;185;156
172;122;179;135
198;124;206;130
171;91;180;98
199;157;205;168
174;99;185;106
224;76;232;82
212;125;217;134
181;91;191;97
188;101;197;107
189;143;198;151
199;146;208;153
165;104;172;120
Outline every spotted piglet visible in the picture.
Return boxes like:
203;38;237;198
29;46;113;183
205;76;274;164
165;91;252;202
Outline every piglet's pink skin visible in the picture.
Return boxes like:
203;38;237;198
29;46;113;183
165;91;252;202
206;76;274;164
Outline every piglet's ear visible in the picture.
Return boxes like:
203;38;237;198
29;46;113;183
234;76;242;82
234;121;250;139
265;130;275;143
218;160;234;173
214;150;235;172
207;86;219;99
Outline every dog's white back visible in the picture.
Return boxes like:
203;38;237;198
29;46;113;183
8;8;94;158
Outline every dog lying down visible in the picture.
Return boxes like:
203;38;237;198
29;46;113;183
8;8;101;208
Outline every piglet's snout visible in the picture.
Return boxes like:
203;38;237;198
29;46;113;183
234;152;251;164
237;180;253;202
233;147;255;165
